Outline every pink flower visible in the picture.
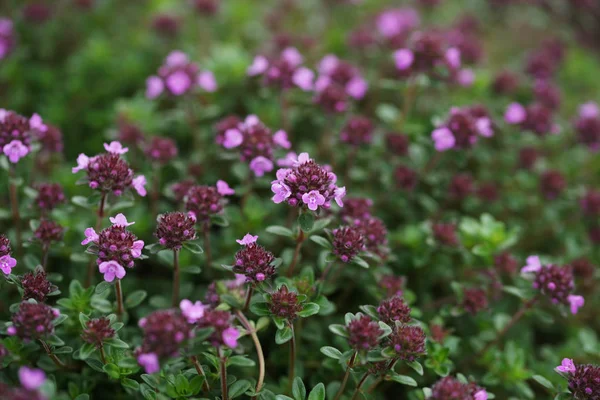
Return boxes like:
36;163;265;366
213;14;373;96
72;153;90;173
273;130;291;149
250;156;274;177
226;274;247;289
29;113;47;132
3;140;29;163
555;358;576;374
394;49;414;71
318;55;339;75
99;260;126;282
223;129;243;148
579;102;599;119
166;50;189;67
314;75;331;92
179;299;206;323
567;295;585;314
138;352;160;374
222;327;240;348
243;115;260;128
256;273;265;281
146;76;164;99
282;47;303;67
292;67;314;91
346;77;368;99
445;48;461;69
247;55;269;76
302;190;325;211
166;71;192;95
104;141;129;155
474;390;488;400
0;255;17;275
81;227;99;245
292;152;311;167
131;240;145;259
236;233;258;246
110;213;135;227
277;152;297;167
334;186;346;207
271;181;291;204
132;175;147;197
457;69;475;87
521;255;542;274
197;71;217;92
505;103;526;124
18;366;46;391
216;180;235;196
476;117;493;137
431;128;455;151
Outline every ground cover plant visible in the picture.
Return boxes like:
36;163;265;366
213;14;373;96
0;0;599;399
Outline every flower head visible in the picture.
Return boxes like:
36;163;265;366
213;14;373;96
110;213;135;227
332;226;364;263
347;315;383;350
155;212;197;250
138;309;192;358
185;185;225;221
33;219;64;246
82;317;116;348
377;296;411;325
179;299;206;323
236;233;258;246
196;308;237;348
34;183;65;212
145;137;178;164
9;302;57;340
222;327;240;348
556;358;576;374
302;190;326;211
268;285;303;321
233;240;276;283
387;325;426;361
132;175;147;197
521;255;542;274
0;254;17;275
567;294;585;315
103;141;128;155
21;270;55;302
138;353;160;374
99;261;126;282
18;367;46;391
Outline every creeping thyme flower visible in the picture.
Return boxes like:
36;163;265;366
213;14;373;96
353;216;388;257
377;296;411;325
0;234;12;257
448;173;473;200
18;366;46;392
155;212;197;250
574;102;600;150
347;315;383;350
340;116;374;146
271;152;345;211
430;376;488;400
379;274;405;298
138;309;192;358
0;234;16;275
332;225;365;262
117;118;145;146
494;252;519;275
534;80;561;110
185;182;234;222
145;136;178;164
0;110;41;163
581;189;600;216
151;14;180;37
518;146;539;170
394;165;418;191
432;222;459;247
314;83;348;114
233;234;276;283
555;359;600;400
540;170;566;199
204;282;220;307
8;302;58;340
171;179;195;202
385;133;410;156
505;102;558;136
492;70;520;95
340;197;373;221
461;288;489;315
137;353;160;374
34;183;65;212
21;270;55;302
179;299;206;323
247;47;314;91
313;55;367;113
376;8;419;45
431;106;493;151
196;308;239;348
0;18;15;60
268;285;303;320
191;0;219;15
81;317;115;348
33;219;64;246
387;325;426;361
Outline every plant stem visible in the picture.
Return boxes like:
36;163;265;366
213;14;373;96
190;355;210;391
243;286;254;312
287;230;305;277
333;351;357;400
317;261;334;296
219;348;228;400
235;310;265;399
350;372;370;400
40;340;66;369
8;166;22;256
203;222;212;269
86;193;107;287
151;164;160;217
99;346;107;364
172;249;180;307
42;244;49;271
366;377;383;394
287;324;296;395
280;89;289;132
115;279;124;321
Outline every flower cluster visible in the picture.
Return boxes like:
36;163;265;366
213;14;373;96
431;105;493;152
387;324;426;361
331;225;365;263
430;376;488;400
268;285;304;321
394;165;418;191
248;47;314;91
353;216;388;257
556;358;600;400
314;55;368;113
432;222;459;247
81;317;115;348
376;8;420;47
0;367;47;400
219;115;290;177
233;234;276;283
146;50;216;98
33;219;64;246
540;170;566;200
340;197;373;221
0;235;17;275
185;180;234;222
377;296;411;325
271;152;345;212
347;315;383;350
195;308;239;348
34;183;65;212
72;142;146;196
505;102;558;136
340;116;374;146
8;302;59;340
0;110;44;164
461;288;489;315
574;102;600;150
0;18;14;60
155;212;197;250
145;136;178;164
21;270;56;302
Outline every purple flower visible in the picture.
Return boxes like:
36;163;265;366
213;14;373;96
431;127;455;151
505;103;526;124
166;50;189;66
302;190;326;211
179;299;206;323
103;141;129;155
138;352;160;374
18;366;46;391
131;240;145;258
292;67;314;91
474;390;488;400
3;140;29;163
292;152;311;167
0;254;16;275
247;55;269;76
318;55;339;75
236;233;259;246
223;129;243;148
579;102;599;119
277;152;298;167
81;227;99;245
222;327;240;348
457;69;475;87
110;213;135;227
567;294;584;314
555;358;576;374
216;180;235;196
132;175;147;197
197;71;217;92
72;153;90;173
146;76;164;99
271;181;292;203
273;130;291;149
445;47;461;69
521;255;542;274
166;70;192;95
99;260;126;282
249;156;274;177
334;186;346;207
29;113;47;132
282;47;303;67
346;77;368;99
394;49;414;70
476;117;493;137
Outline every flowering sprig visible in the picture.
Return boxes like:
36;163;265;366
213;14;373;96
247;47;315;91
431;106;494;152
555;358;600;399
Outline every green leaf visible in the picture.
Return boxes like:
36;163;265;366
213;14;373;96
502;286;529;300
103;363;121;379
211;214;229;227
266;226;294;238
320;346;343;359
531;375;555;391
297;303;320;318
53;346;73;354
175;374;189;392
292;377;306;400
407;361;424;376
121;378;140;390
388;372;417;387
74;395;90;400
309;236;331;249
46;335;65;346
307;383;325;400
95;281;112;295
298;213;315;232
229;379;251;398
228;356;256;367
104;338;129;349
275;326;294;344
328;324;349;338
250;302;271;317
125;290;147;308
72;196;93;209
79;313;91;329
78;343;96;360
183;241;204;254
352;256;369;269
